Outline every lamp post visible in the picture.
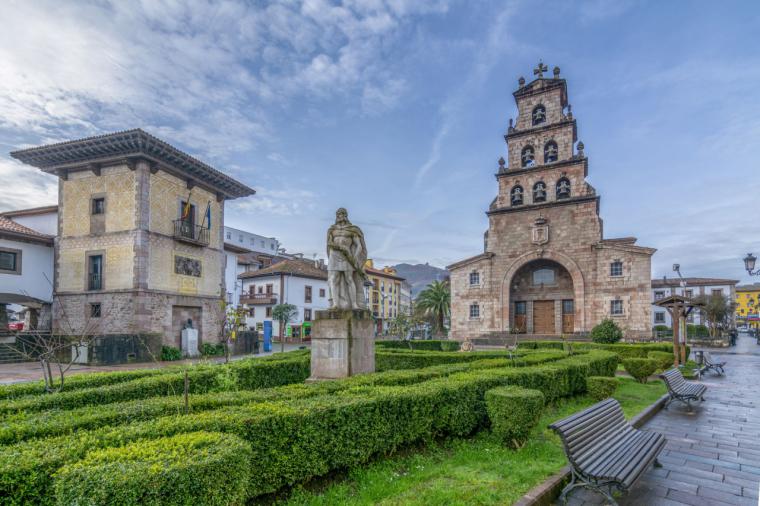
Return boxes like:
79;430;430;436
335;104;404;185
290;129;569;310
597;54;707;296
744;253;759;276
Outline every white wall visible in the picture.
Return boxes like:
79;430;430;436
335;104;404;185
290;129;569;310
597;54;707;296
652;283;735;328
223;250;239;305
224;226;280;255
241;273;328;335
0;238;54;302
10;212;58;236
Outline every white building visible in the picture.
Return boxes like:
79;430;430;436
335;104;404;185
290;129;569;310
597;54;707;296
239;258;329;339
0;206;57;330
224;226;280;255
400;280;413;317
651;277;738;328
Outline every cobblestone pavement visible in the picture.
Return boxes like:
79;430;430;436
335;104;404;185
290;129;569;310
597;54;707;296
563;333;760;506
0;342;309;384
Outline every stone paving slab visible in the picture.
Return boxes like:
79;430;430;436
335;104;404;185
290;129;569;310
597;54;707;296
560;334;760;506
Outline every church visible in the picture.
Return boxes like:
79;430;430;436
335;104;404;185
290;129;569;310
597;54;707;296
447;63;655;341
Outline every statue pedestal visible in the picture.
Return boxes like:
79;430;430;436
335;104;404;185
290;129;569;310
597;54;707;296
309;309;374;380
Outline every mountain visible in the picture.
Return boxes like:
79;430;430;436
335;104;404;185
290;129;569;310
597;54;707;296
392;263;449;297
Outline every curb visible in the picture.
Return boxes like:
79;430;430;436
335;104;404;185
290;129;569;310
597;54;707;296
513;392;669;506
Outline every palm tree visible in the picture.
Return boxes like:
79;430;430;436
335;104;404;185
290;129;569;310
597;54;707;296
415;280;450;336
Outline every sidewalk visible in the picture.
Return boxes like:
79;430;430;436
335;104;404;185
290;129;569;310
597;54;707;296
0;342;309;385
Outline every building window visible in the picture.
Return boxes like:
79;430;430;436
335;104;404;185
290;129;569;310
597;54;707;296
265;306;272;318
250;307;255;318
533;182;547;202
711;289;724;297
521;146;535;167
319;288;326;298
91;197;105;215
610;261;623;277
556;177;571;199
511;185;524;206
304;308;312;322
654;312;665;323
238;234;243;242
544;141;558;163
270;244;275;250
305;285;312;303
250;237;255;244
532;268;555;285
226;231;231;240
0;248;21;275
89;303;101;318
684;289;693;299
469;271;480;286
610;299;623;316
654;291;665;301
260;240;265;247
469;303;480;319
265;284;273;295
87;254;103;291
532;104;546;125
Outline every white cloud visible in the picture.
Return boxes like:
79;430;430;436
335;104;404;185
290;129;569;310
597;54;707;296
0;159;58;212
228;187;318;217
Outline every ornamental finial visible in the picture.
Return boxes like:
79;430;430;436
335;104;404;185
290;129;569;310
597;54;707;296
533;60;548;78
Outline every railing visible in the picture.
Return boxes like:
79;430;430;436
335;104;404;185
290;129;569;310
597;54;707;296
239;293;278;305
173;219;210;246
88;273;102;291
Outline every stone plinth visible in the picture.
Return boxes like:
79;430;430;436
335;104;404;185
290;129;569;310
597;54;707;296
309;308;374;380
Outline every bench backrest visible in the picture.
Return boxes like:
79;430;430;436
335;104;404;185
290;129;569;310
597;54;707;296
660;368;686;392
703;352;715;365
549;398;629;471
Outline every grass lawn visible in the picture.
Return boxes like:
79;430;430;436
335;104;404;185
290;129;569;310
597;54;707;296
276;377;666;506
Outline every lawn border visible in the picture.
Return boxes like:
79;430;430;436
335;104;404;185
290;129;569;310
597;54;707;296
513;392;669;506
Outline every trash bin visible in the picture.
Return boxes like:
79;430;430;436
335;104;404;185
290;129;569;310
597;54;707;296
694;350;704;366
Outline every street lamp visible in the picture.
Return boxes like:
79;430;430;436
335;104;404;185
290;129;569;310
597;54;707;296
744;253;758;276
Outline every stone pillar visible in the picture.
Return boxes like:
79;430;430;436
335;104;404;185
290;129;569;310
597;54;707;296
0;303;8;332
309;309;375;380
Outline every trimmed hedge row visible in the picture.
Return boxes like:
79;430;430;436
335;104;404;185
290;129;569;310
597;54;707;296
54;431;251;506
622;358;658;383
519;341;690;360
485;386;545;447
0;351;617;505
375;349;565;371
375;340;462;352
0;352;311;415
586;376;618;401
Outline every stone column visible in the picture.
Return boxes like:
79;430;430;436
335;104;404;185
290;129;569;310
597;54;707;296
309;309;375;380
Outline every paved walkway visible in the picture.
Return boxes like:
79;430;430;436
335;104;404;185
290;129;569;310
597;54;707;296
0;342;309;384
564;333;760;506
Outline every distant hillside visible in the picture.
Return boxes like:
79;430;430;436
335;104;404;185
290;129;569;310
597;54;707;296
392;263;449;297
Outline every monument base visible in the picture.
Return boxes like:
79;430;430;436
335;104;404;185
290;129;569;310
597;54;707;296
309;308;375;380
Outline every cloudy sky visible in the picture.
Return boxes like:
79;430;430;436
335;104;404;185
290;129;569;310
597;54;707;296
1;0;759;283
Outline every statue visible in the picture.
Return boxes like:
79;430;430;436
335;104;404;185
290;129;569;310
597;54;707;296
326;208;368;310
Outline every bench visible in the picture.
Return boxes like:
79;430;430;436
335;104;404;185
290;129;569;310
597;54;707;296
701;352;725;376
549;398;666;505
660;368;706;411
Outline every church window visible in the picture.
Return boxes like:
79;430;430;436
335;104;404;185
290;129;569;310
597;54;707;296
532;104;546;125
469;271;480;286
469;303;480;319
544;141;558;163
610;260;623;277
510;185;524;206
533;181;547;202
532;268;555;285
610;299;624;316
556;177;571;199
521;146;535;167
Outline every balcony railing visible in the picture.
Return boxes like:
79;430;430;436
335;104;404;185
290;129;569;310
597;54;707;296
240;293;278;305
173;219;210;246
88;273;102;291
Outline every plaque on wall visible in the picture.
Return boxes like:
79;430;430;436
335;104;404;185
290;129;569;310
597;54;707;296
175;255;202;277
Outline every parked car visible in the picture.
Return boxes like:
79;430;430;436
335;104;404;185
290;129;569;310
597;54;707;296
8;321;24;331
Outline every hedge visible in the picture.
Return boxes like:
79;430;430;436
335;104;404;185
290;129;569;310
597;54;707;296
647;351;674;371
54;432;251;506
375;350;566;371
586;376;618;401
520;341;690;361
622;358;659;383
0;351;617;504
375;340;461;352
485;386;544;448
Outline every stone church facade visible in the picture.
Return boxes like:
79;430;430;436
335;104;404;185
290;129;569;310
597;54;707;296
448;64;655;340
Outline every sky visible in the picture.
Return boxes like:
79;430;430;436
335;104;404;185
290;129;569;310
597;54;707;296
1;0;759;284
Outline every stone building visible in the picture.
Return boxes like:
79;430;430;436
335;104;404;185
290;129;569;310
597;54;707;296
652;277;738;329
11;129;254;349
447;63;655;340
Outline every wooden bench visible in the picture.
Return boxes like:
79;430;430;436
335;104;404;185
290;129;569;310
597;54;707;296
549;398;666;505
702;352;725;376
660;368;706;411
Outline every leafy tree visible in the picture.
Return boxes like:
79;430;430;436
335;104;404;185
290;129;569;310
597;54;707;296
694;294;735;337
388;313;412;338
415;280;450;337
589;318;623;344
272;303;298;353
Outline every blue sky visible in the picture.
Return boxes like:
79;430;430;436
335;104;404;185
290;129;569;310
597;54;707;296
1;0;759;283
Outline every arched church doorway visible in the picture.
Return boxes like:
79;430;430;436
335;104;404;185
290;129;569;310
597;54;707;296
509;259;574;334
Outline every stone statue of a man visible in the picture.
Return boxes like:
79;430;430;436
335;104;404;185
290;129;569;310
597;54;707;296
326;208;368;310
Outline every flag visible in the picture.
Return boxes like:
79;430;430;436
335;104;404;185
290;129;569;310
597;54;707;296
205;202;211;228
181;199;191;220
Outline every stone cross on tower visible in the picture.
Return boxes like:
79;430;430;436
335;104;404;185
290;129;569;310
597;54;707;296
533;60;548;78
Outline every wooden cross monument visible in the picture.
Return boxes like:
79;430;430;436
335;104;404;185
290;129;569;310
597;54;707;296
653;295;705;367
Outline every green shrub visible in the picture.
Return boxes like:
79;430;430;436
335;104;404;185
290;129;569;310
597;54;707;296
201;342;226;356
687;324;710;338
586;376;618;400
375;340;462;352
485;386;544;448
524;341;688;361
653;325;671;332
0;351;616;504
621;358;658;383
589;319;623;344
54;431;251;506
161;346;182;361
647;351;674;371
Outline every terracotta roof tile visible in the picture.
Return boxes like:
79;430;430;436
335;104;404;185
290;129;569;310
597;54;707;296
651;277;739;288
239;258;327;280
0;216;54;242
